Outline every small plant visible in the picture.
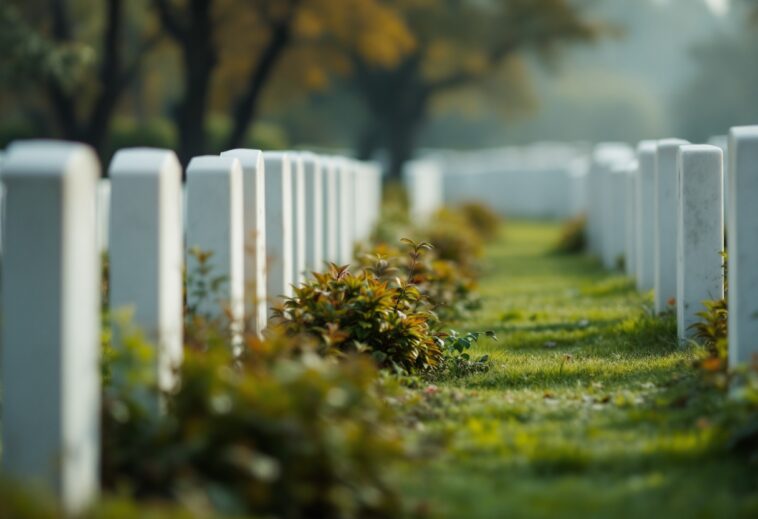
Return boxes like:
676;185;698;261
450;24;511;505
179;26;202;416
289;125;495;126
690;251;728;372
553;214;586;254
274;240;444;373
425;208;483;273
430;330;496;379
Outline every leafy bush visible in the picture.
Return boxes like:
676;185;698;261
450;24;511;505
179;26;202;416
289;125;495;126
424;208;483;274
101;329;407;518
273;244;444;373
458;201;501;240
358;241;479;322
553;214;586;254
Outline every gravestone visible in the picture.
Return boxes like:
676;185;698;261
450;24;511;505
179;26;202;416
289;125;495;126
321;156;338;263
96;178;110;253
220;149;268;336
1;140;101;514
263;152;293;309
635;141;657;292
676;145;724;341
727;127;758;367
185;156;244;332
654;139;689;314
301;152;323;274
290;152;306;284
109;148;184;391
625;162;639;278
335;157;355;264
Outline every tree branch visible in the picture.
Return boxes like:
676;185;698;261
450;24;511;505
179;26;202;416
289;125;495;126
152;0;187;42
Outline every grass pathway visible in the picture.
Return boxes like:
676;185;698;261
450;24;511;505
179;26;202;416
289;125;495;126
401;221;756;518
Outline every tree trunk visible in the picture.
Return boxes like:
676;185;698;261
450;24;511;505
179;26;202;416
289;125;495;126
225;20;292;150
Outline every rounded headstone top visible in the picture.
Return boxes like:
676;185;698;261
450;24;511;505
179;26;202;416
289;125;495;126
4;140;99;180
109;148;180;177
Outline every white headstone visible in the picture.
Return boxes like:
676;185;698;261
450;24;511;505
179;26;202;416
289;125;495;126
109;148;184;390
676;145;724;342
624;162;639;278
654;139;689;314
96;178;110;253
320;156;338;263
263;152;293;309
301;152;323;274
185;156;244;331
220;149;267;335
635;141;657;292
289;152;306;284
335;157;355;264
727;127;758;367
1;140;101;514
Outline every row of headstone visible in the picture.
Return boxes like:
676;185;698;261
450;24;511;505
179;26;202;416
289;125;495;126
410;143;591;219
586;128;758;370
0;140;382;514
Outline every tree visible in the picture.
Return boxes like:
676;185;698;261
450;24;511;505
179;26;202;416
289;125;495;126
152;0;413;163
348;0;601;180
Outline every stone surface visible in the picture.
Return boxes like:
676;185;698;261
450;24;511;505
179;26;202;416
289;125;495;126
654;138;689;314
301;152;323;275
109;148;184;391
335;157;354;264
263;152;293;308
220;149;268;336
1;140;101;514
676;145;724;342
96;178;110;253
321;156;338;264
625;162;639;278
727;127;758;367
635;141;657;292
185;156;244;330
290;152;306;284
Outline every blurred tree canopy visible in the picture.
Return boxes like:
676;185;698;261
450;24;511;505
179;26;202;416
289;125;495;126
0;0;602;174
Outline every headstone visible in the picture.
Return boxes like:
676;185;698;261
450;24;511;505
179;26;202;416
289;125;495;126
676;145;724;342
290;152;306;284
335;157;355;264
263;152;293;309
604;162;632;270
220;149;267;335
301;152;323;274
96;179;110;253
321;156;338;263
654;139;689;314
1;140;101;514
727;127;758;367
109;148;184;391
635;141;657;292
624;162;639;278
185;156;244;331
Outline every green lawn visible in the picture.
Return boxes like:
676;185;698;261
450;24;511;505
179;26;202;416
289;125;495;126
400;221;758;519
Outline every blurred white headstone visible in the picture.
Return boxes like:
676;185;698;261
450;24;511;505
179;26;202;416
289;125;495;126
1;140;101;514
109;148;184;390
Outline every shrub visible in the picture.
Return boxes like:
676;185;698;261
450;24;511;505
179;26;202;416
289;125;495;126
357;241;479;322
101;329;407;518
424;208;483;273
430;330;495;379
274;242;444;373
691;251;728;372
553;214;586;254
458;201;501;240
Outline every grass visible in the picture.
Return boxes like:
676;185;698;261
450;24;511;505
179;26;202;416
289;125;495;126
398;221;758;519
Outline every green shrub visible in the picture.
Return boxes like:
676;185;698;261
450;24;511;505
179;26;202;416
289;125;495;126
552;214;586;255
429;330;495;379
357;241;479;322
424;208;483;274
274;242;444;373
101;328;406;518
691;251;728;372
458;201;501;240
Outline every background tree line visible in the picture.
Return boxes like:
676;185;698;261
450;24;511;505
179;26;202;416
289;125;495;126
0;0;600;179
